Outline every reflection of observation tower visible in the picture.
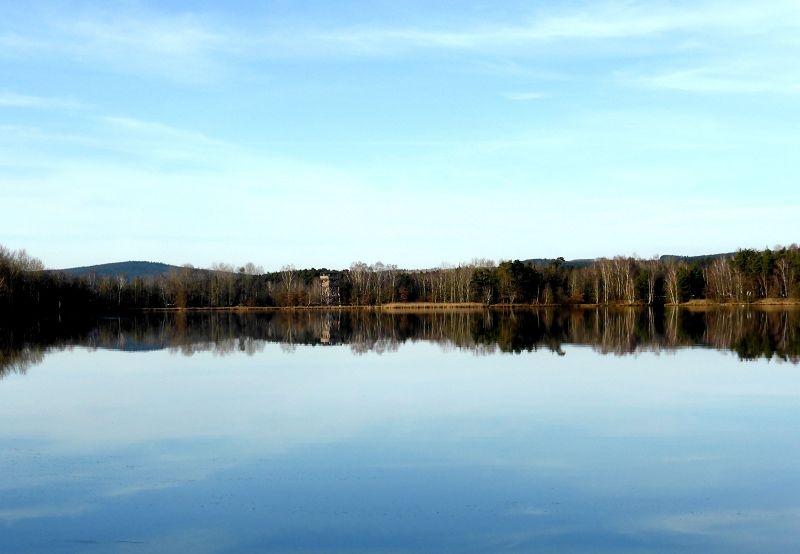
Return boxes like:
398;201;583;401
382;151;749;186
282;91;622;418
320;274;341;306
318;311;341;345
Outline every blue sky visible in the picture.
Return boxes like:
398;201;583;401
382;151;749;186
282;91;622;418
1;1;798;270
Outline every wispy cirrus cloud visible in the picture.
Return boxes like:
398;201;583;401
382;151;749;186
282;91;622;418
630;66;800;94
95;115;249;168
641;508;800;541
0;31;44;53
100;115;221;144
0;503;91;523
57;14;235;77
3;1;798;74
0;91;85;110
297;1;799;56
502;91;547;101
1;6;238;82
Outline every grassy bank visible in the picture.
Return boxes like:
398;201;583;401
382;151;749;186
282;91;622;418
137;298;800;314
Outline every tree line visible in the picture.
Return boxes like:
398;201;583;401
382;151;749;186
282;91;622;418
2;243;799;315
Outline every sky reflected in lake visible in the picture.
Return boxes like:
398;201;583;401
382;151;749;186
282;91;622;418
1;318;799;553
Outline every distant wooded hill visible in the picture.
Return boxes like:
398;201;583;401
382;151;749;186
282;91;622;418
524;253;735;269
59;253;739;280
524;258;594;269
54;261;184;280
658;253;736;265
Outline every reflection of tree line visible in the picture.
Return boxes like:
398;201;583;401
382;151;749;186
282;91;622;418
1;308;798;377
699;309;800;361
0;315;96;379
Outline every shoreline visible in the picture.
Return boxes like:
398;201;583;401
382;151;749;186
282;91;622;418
137;299;800;313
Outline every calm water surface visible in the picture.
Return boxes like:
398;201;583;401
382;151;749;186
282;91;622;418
1;309;798;553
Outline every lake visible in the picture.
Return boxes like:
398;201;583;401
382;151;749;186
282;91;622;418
1;308;798;553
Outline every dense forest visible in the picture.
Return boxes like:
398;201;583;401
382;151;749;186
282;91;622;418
1;243;799;315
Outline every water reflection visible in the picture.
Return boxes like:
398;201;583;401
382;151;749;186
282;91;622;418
1;311;799;553
1;307;799;377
